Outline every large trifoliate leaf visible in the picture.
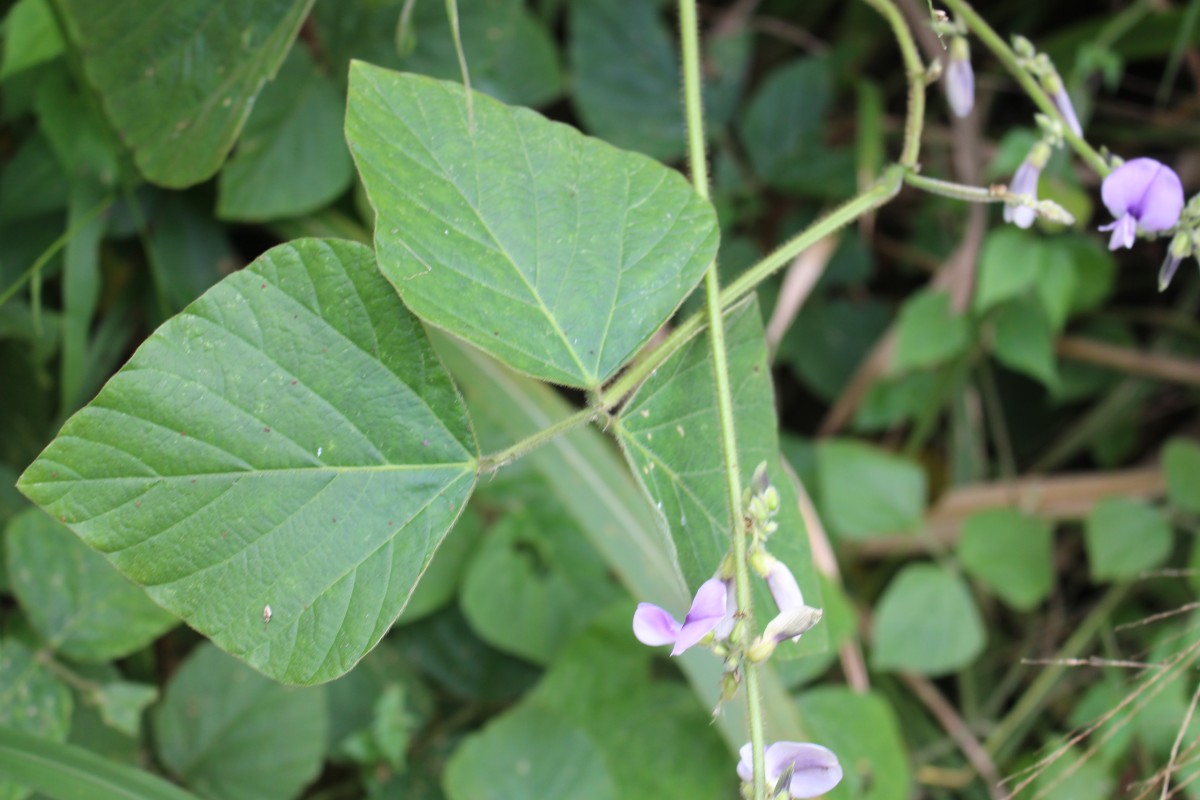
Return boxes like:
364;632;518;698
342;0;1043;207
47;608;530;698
615;297;825;657
346;63;719;390
18;238;478;684
53;0;314;187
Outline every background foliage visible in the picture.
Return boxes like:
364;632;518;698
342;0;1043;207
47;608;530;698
1;0;1199;798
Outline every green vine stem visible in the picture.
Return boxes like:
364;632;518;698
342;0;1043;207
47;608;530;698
677;1;765;797
863;0;926;168
477;406;601;471
940;0;1110;177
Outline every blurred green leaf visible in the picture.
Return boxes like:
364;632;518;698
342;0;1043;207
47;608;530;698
992;295;1058;389
92;682;157;738
53;0;314;187
779;297;890;401
397;507;484;625
1060;236;1117;314
144;193;238;313
958;508;1054;611
817;440;925;539
872;564;985;675
217;47;353;221
738;58;854;198
0;727;199;800
347;64;718;389
615;297;825;657
975;229;1041;314
1036;242;1079;332
17;239;478;684
153;643;327;800
1164;438;1200;514
326;641;432;761
853;370;941;431
5;508;177;661
1029;744;1114;800
796;688;911;800
567;0;682;159
0;639;72;800
1;0;62;80
461;504;620;664
1085;498;1172;581
0;132;68;224
402;0;562;108
894;289;969;372
444;705;617;800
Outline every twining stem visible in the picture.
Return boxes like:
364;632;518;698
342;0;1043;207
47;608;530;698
677;2;765;798
601;167;904;408
904;172;1001;203
863;0;926;168
940;0;1110;176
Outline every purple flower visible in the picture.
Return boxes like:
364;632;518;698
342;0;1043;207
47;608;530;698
766;559;804;613
737;742;844;799
1159;232;1193;291
1003;153;1044;229
1099;158;1185;251
1051;86;1083;137
633;578;730;656
944;38;973;118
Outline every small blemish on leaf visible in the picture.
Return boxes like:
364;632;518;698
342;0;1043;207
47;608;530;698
676;425;685;437
640;408;650;418
263;427;271;433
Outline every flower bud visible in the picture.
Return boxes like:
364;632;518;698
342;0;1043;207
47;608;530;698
1160;231;1193;292
944;37;974;118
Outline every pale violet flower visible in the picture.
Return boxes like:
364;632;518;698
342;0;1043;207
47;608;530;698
944;38;974;118
633;578;730;656
1051;86;1083;137
1099;158;1185;251
738;742;844;799
1003;142;1050;229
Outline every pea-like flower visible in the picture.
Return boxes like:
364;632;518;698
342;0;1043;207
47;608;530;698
1050;86;1082;137
1003;142;1050;229
737;742;844;799
632;578;731;656
944;38;974;119
1099;158;1184;251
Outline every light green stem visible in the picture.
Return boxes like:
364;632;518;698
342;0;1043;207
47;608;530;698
863;0;926;168
677;2;763;798
904;172;1002;203
941;0;1109;176
601;167;903;408
477;406;600;471
445;0;474;129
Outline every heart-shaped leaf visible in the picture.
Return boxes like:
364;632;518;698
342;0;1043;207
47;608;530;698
18;238;478;684
346;63;719;390
54;0;314;188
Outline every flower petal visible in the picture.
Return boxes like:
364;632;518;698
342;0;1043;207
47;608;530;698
1101;158;1184;232
1099;213;1137;250
945;56;974;118
737;743;754;783
766;560;804;612
1052;87;1083;137
671;578;727;655
763;742;844;799
632;603;681;646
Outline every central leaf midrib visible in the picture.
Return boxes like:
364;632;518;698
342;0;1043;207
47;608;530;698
25;461;477;488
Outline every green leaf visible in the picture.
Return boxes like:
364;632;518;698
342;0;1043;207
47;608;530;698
145;193;238;313
1061;235;1116;314
778;297;890;401
796;688;911;800
958;508;1054;611
816;440;925;539
0;727;200;800
216;47;353;221
739;58;854;198
567;0;682;160
396;506;484;625
614;297;825;657
974;228;1041;314
53;0;314;187
4;508;177;661
1029;745;1114;800
1164;437;1200;514
153;643;327;800
402;0;562;108
347;64;718;390
0;639;72;800
525;605;735;799
444;705;617;800
872;564;985;676
992;295;1058;389
1;0;62;81
326;641;432;761
461;505;621;664
893;289;969;372
1084;498;1172;581
1035;241;1079;332
17;239;479;684
93;682;157;738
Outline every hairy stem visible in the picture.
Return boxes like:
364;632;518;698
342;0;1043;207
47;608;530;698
477;406;602;472
863;0;926;168
677;1;764;797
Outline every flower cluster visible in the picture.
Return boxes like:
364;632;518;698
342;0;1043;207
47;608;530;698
631;464;840;799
